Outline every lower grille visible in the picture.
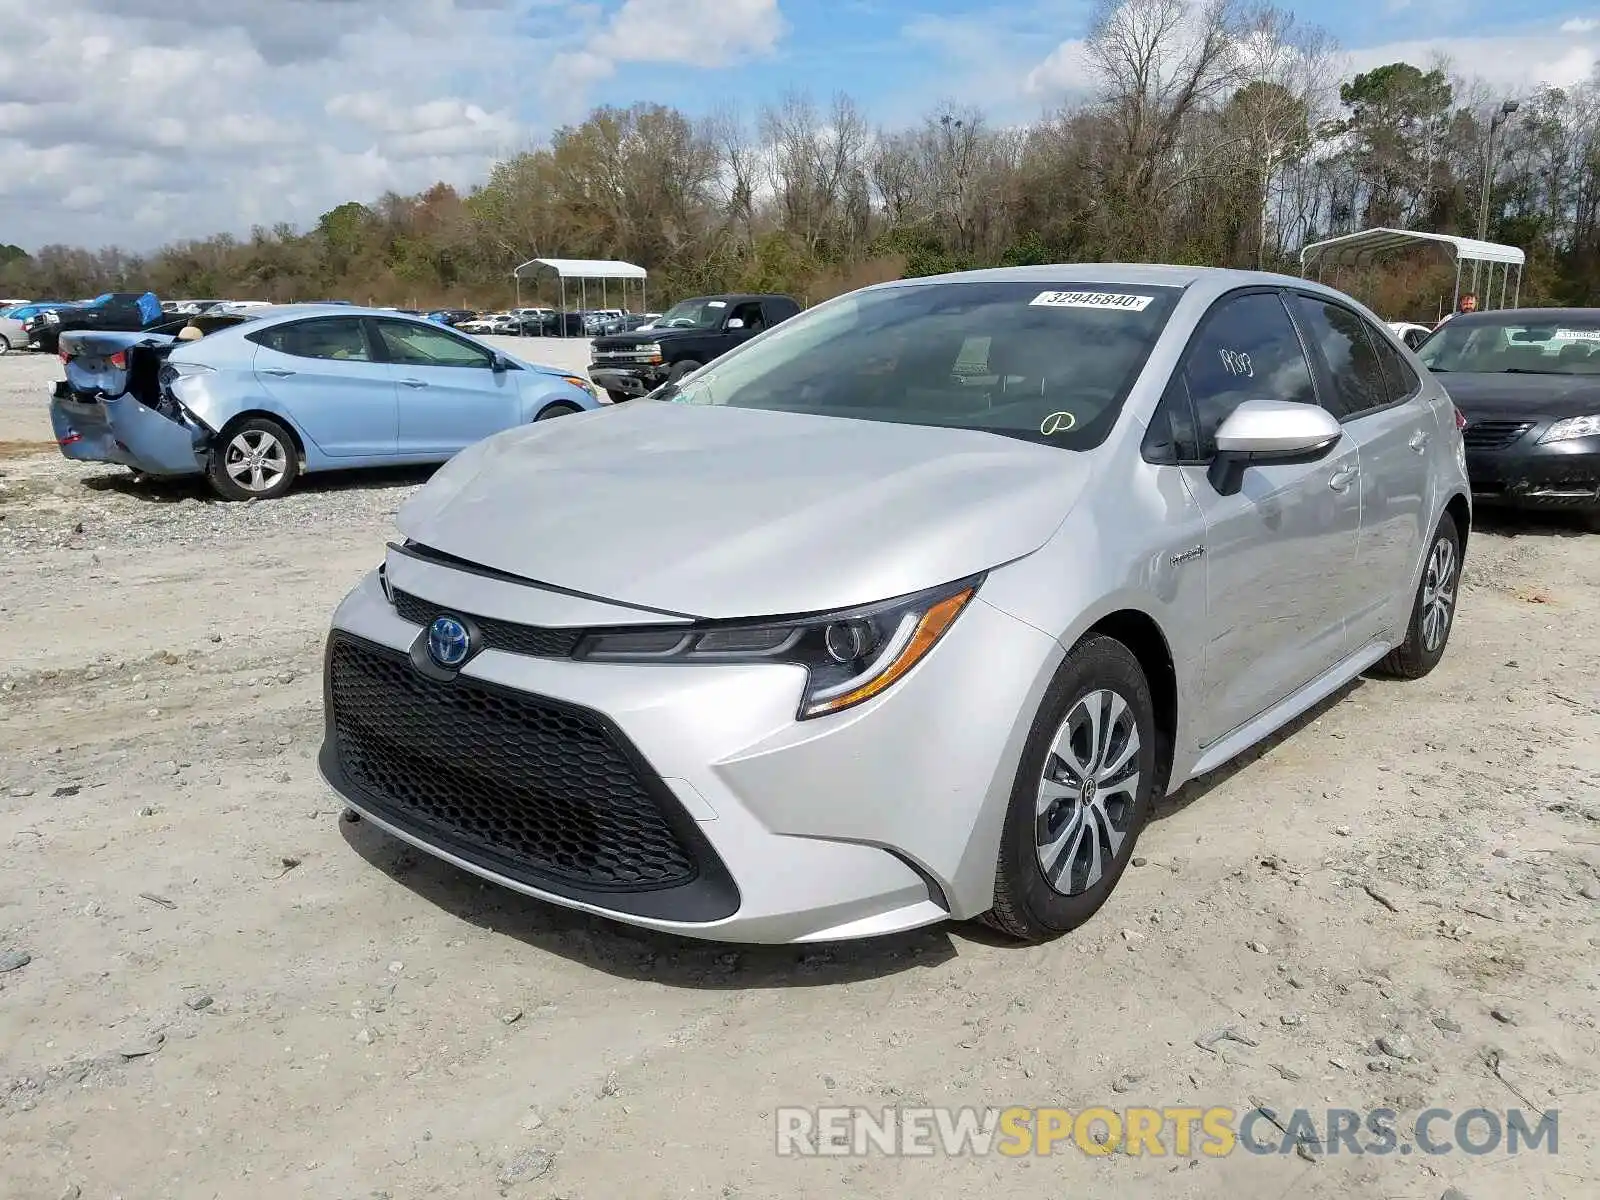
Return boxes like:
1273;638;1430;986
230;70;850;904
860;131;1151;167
391;589;581;659
327;634;697;892
1463;420;1532;450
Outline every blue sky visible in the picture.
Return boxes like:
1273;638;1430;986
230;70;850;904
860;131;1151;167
3;0;1600;251
560;0;1600;131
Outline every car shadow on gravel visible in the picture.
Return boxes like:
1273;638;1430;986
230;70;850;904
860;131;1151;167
339;820;960;988
80;464;438;502
1471;508;1595;538
336;682;1375;983
1148;678;1363;825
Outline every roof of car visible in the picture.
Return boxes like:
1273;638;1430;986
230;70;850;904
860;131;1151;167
874;263;1312;291
1443;307;1600;323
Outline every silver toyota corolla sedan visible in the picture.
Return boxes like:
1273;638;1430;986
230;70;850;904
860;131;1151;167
319;265;1470;944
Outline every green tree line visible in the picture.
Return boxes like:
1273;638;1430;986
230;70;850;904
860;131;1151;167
3;0;1596;321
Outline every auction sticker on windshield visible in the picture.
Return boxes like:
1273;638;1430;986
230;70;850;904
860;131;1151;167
1030;291;1154;312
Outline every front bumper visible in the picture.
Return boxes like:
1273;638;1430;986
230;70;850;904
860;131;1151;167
588;363;669;398
49;383;208;476
1464;427;1600;510
319;566;1061;943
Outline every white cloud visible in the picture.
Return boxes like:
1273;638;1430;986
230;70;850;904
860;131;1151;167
0;0;787;253
1344;31;1600;91
1562;17;1600;34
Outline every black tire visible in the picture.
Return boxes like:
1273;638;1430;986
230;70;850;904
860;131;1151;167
1373;512;1461;680
666;359;702;383
206;415;300;501
1582;509;1600;534
0;334;11;355
983;635;1157;943
605;389;633;404
535;402;582;421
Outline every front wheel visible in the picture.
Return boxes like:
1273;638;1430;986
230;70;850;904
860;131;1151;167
207;416;299;501
984;635;1157;943
1373;512;1461;679
0;335;11;355
666;359;702;383
535;402;582;421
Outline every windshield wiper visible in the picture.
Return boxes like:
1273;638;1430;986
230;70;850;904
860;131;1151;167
1502;368;1561;375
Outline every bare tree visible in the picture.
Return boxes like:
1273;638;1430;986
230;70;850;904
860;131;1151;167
1086;0;1246;254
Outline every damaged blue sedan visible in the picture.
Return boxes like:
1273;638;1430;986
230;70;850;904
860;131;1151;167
50;305;607;500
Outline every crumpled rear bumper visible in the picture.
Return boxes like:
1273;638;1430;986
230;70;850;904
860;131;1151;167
49;383;208;476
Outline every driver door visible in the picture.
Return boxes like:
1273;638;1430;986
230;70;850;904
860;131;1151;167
374;318;521;456
1168;290;1364;749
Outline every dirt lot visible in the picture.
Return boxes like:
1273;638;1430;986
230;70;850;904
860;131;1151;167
2;342;1598;1200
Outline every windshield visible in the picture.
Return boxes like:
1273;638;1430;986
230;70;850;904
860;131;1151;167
1417;315;1600;375
664;281;1180;449
653;297;732;330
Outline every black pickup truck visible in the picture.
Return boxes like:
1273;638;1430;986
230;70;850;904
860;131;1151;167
587;293;800;401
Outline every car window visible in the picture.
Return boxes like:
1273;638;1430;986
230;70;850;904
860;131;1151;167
249;317;372;361
728;301;765;331
376;319;493;368
665;281;1180;450
1182;292;1317;458
1289;296;1390;419
1369;326;1421;403
1143;376;1201;463
1417;315;1600;375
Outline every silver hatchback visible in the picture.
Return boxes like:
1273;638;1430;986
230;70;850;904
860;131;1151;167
320;265;1470;944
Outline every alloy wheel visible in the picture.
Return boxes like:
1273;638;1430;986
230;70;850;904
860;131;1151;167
225;429;288;494
1420;535;1457;653
1035;688;1142;896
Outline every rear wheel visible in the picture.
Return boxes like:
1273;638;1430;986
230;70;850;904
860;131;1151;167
984;635;1156;943
605;389;633;404
207;416;299;501
535;402;582;421
1373;512;1461;679
0;335;11;355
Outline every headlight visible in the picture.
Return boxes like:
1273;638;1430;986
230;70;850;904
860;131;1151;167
1539;414;1600;443
560;375;596;398
572;575;982;719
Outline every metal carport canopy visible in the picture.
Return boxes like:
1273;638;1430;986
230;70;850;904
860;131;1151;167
514;257;648;281
510;258;648;332
1299;227;1525;310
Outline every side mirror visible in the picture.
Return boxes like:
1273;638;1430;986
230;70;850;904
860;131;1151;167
1208;399;1341;496
490;353;509;373
725;318;745;330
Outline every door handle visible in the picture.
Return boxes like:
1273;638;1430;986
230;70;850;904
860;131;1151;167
1328;465;1358;492
398;378;429;388
1408;431;1429;453
260;367;295;378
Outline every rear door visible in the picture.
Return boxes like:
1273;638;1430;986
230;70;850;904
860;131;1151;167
373;318;521;456
1166;290;1365;748
247;316;397;458
1288;294;1433;649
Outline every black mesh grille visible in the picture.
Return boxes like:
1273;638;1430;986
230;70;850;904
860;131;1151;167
391;589;582;659
327;635;698;891
1463;420;1532;451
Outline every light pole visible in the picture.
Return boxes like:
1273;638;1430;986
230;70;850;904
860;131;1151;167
1477;99;1520;242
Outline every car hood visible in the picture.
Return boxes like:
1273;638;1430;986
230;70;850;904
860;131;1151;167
395;401;1093;619
592;329;700;352
1438;371;1600;418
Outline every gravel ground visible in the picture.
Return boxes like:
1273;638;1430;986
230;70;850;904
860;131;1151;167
1;345;1599;1200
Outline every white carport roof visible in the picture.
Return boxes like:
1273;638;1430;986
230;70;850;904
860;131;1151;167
512;257;647;280
1300;228;1524;271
